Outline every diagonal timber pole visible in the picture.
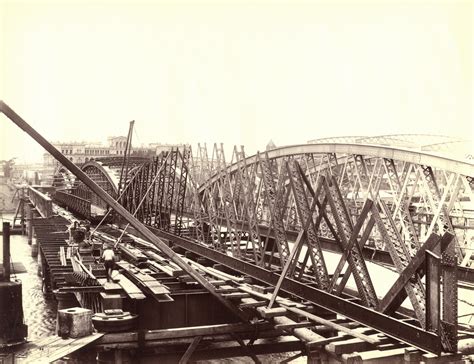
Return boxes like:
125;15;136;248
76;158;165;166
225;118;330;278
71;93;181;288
0;100;246;321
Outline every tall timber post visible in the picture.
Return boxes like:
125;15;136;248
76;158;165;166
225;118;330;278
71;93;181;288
0;222;27;347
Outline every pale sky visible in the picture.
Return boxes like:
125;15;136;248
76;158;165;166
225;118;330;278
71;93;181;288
0;0;472;163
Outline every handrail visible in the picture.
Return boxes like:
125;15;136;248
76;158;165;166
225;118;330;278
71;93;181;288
27;185;53;218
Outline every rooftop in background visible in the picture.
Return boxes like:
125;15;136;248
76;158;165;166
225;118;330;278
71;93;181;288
43;136;183;168
307;134;473;161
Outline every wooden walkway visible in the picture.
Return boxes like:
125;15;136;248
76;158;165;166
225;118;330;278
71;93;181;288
14;333;104;363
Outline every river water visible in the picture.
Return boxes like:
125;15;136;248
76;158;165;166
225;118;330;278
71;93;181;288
0;216;57;342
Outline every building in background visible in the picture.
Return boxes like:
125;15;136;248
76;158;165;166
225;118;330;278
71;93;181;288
43;137;183;168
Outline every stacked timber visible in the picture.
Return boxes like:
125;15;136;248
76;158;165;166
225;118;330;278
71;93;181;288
116;261;173;302
118;243;147;265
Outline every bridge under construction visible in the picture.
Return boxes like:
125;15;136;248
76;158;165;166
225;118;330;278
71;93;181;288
1;101;473;363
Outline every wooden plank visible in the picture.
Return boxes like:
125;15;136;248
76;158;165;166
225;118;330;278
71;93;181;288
237;284;307;309
29;335;65;348
24;333;104;363
180;258;233;283
257;307;287;318
98;322;274;345
147;285;170;295
325;332;385;355
145;250;186;276
239;300;267;308
281;305;379;345
148;260;177;277
118;261;170;297
115;273;145;300
274;321;314;331
221;292;250;300
102;281;122;292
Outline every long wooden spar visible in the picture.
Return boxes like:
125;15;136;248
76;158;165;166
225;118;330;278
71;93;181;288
0;100;246;321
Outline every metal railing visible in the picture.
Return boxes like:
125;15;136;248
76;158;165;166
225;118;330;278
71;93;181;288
54;190;91;219
27;186;53;218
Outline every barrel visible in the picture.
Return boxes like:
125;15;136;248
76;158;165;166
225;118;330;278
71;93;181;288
0;280;27;346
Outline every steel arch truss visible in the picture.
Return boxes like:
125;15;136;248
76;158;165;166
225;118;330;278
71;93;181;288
53;158;146;219
52;166;76;190
120;147;191;236
174;143;474;354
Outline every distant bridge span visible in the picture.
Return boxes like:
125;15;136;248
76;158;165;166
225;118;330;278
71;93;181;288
200;143;473;191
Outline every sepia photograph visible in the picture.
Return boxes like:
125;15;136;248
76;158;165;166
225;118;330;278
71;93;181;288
0;0;472;362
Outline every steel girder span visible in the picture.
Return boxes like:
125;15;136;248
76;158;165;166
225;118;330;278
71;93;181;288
161;142;473;353
52;157;148;219
117;141;473;353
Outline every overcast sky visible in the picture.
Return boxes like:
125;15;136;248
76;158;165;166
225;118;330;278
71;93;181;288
0;0;472;163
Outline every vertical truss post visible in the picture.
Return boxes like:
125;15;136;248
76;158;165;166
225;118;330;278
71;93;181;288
145;158;156;226
420;165;462;259
235;146;264;264
258;152;291;268
214;143;241;257
425;250;440;333
286;159;330;289
383;159;420;252
196;144;223;250
326;152;338;177
174;147;190;236
187;147;206;242
163;149;178;231
155;152;167;228
139;159;150;223
150;156;160;225
231;148;245;221
441;234;458;352
134;167;143;217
